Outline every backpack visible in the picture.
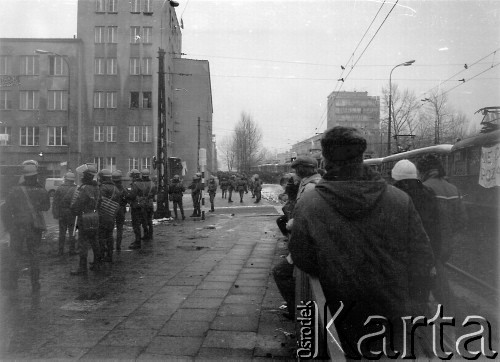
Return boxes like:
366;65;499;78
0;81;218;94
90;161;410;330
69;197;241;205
137;182;153;210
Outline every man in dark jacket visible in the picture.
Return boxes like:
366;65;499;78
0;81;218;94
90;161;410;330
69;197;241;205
70;164;100;275
52;172;78;256
207;175;218;212
417;154;467;312
4;164;50;293
220;177;229;199
253;175;262;203
289;127;435;358
168;174;185;220
392;159;441;313
112;170;127;252
98;169;121;263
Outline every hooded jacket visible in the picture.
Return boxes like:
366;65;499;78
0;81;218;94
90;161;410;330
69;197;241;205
288;165;434;354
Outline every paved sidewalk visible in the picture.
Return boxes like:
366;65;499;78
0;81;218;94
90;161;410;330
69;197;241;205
0;190;296;360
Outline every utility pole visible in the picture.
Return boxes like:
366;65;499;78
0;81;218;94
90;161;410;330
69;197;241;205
154;48;170;218
197;117;201;171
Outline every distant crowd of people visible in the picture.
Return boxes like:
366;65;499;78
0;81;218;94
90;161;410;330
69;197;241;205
273;126;466;358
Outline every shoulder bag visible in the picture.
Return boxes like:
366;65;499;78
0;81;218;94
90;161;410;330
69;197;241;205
21;186;47;231
81;186;99;232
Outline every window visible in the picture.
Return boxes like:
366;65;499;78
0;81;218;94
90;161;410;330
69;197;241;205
142;126;152;142
107;157;116;171
130;58;141;75
129;126;140;142
143;27;152;43
49;56;66;76
0;126;12;145
106;92;117;108
47;126;67;146
142;58;152;75
0;91;12;110
94;91;105;108
94;157;105;170
96;0;105;12
47;90;67;110
130;26;141;43
94;126;104;142
106;126;116;142
107;26;117;43
131;0;140;12
95;58;105;74
20;56;39;75
20;126;39;146
108;0;117;12
143;0;152;12
128;158;139;172
107;58;117;75
20;91;39;110
0;56;10;75
130;92;139;108
142;92;152;108
141;157;151;170
95;26;106;43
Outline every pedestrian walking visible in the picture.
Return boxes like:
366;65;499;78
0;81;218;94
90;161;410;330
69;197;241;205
253;175;262;203
112;170;128;252
236;175;247;203
288;127;435;358
227;175;236;203
188;173;203;217
207;175;218;212
3;164;50;294
248;177;255;198
98;169;121;263
168;174;186;220
52;172;78;256
220;177;229;199
392;159;441;313
70;164;100;275
417;153;467;312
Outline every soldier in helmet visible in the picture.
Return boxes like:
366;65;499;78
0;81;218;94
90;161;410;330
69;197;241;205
70;164;100;275
227;175;236;203
129;169;156;249
52;172;78;255
4;163;50;293
188;173;203;217
253;175;263;203
98;169;120;263
219;177;229;199
112;170;128;252
128;169;144;249
207;175;218;212
168;174;186;220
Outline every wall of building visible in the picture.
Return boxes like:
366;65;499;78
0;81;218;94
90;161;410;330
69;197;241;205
0;38;81;176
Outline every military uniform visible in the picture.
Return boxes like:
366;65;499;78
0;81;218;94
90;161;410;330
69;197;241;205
236;176;248;203
207;177;218;212
129;169;156;249
98;170;121;262
70;165;100;275
168;175;185;220
220;178;229;199
52;172;78;255
253;177;262;203
4;164;50;293
188;174;203;217
227;176;236;203
112;170;127;251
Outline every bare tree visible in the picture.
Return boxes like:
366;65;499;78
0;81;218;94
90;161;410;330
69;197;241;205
421;91;449;145
233;112;263;173
218;135;236;171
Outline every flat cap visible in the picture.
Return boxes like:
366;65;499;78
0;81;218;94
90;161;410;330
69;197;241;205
291;156;318;168
22;164;38;176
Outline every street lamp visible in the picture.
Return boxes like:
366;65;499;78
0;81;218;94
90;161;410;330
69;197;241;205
35;49;71;169
387;59;415;155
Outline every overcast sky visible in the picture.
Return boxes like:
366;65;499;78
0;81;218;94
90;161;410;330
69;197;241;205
1;0;499;153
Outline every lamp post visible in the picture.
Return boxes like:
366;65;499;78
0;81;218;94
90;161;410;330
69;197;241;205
387;59;415;155
35;49;71;169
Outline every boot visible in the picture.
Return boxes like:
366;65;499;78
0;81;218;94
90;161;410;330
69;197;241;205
70;256;88;276
89;257;103;271
31;268;41;294
129;241;141;250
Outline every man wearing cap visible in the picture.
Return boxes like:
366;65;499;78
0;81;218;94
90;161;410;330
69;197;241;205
4;164;50;293
52;172;78;256
288;126;435;358
188;173;203;217
168;174;186;220
98;169;121;263
112;170;128;251
70;164;100;275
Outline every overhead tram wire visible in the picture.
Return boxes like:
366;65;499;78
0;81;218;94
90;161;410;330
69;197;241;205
313;0;400;135
440;61;500;97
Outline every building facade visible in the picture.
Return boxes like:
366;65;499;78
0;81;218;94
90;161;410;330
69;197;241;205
327;91;381;157
0;0;215;184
